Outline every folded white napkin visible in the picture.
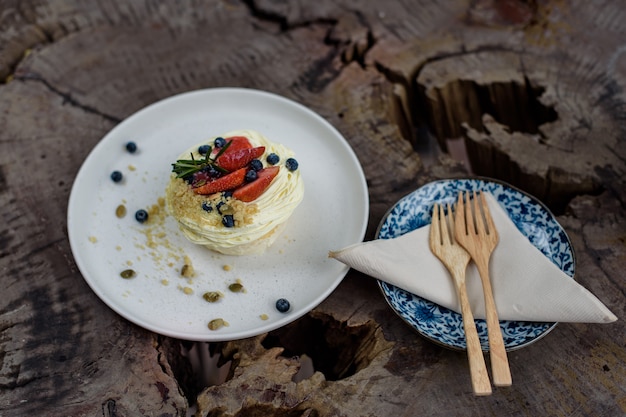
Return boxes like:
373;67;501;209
330;193;616;323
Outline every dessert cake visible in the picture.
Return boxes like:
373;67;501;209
165;129;304;255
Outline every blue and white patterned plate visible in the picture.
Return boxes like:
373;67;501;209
375;178;575;351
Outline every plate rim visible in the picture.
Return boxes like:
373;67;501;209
375;176;574;351
67;87;369;341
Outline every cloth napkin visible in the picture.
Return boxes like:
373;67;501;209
330;193;616;323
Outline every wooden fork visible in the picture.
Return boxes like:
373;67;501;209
454;191;512;387
429;203;492;396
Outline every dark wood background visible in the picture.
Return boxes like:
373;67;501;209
1;0;624;416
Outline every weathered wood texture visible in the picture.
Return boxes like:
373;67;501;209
0;0;624;416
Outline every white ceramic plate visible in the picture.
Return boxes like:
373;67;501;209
68;88;369;341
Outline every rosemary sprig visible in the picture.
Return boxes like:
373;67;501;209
171;140;232;178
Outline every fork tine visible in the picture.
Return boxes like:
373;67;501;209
478;191;498;239
439;204;450;245
471;191;486;237
456;191;467;235
430;203;441;244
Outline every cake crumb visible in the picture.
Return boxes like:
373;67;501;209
132;195;189;272
88;236;98;243
181;256;195;277
222;264;232;271
260;314;269;321
208;318;229;330
161;279;169;286
228;278;246;293
203;291;223;303
167;177;259;228
115;204;126;218
128;164;136;171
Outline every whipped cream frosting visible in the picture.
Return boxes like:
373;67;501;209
166;129;304;255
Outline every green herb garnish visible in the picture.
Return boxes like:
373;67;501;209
171;140;232;178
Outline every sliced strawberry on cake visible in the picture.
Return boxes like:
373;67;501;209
212;136;252;156
233;166;280;202
193;168;247;195
216;146;265;171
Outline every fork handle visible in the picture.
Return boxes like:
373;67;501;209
455;279;492;396
475;259;513;387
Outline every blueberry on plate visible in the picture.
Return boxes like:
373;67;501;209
110;170;123;183
275;298;290;313
135;209;149;223
125;142;137;153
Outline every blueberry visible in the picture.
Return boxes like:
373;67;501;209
275;298;290;313
201;201;212;212
216;201;225;214
222;214;234;227
198;144;211;155
249;159;263;171
266;153;280;165
135;209;149;223
125;142;137;153
214;137;226;148
222;190;233;198
110;170;123;183
202;165;221;178
285;158;299;171
245;170;258;182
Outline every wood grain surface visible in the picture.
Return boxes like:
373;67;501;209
1;1;624;416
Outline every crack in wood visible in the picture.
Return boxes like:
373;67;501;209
420;76;558;148
371;46;521;153
245;0;376;73
243;0;290;31
102;399;117;417
293;47;343;94
371;46;623;213
261;313;381;382
12;71;122;124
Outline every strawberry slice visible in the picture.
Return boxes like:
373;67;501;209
193;168;247;195
233;166;280;202
217;146;265;172
211;136;252;156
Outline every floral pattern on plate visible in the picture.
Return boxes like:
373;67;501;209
376;178;575;351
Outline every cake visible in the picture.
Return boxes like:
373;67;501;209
165;129;304;255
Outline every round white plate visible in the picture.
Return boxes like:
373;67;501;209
376;178;574;351
68;88;369;341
